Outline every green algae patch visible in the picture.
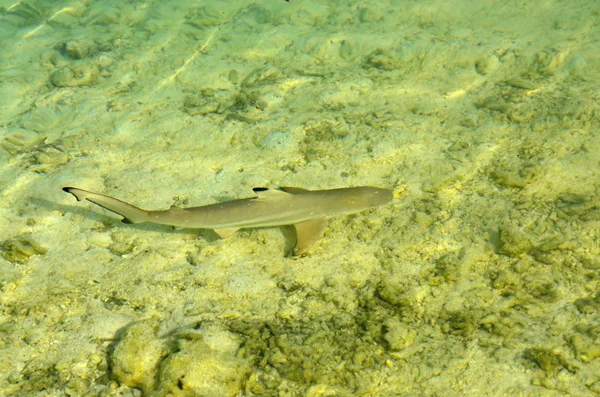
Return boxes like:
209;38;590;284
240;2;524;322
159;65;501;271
570;334;600;363
153;337;250;396
574;292;600;315
497;223;534;256
50;61;99;87
1;235;47;263
109;320;250;396
382;317;417;351
523;348;569;375
109;321;168;391
0;128;45;155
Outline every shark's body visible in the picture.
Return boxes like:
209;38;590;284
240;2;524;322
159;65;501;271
63;186;393;255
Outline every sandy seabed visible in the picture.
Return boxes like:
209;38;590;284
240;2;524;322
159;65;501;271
1;0;599;396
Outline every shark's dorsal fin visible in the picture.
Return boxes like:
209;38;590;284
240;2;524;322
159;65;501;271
252;187;292;201
292;218;327;256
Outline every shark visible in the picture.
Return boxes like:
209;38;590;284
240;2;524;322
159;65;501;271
62;186;393;255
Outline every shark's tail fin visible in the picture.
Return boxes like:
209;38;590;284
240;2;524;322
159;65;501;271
63;187;149;224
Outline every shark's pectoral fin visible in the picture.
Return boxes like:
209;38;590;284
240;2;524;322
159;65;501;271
293;219;327;256
214;228;239;239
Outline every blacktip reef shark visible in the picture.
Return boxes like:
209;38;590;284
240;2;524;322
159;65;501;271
62;186;393;255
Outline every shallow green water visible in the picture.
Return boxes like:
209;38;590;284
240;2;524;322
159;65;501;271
1;0;599;396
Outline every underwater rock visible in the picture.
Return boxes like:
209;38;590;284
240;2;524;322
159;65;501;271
108;238;136;257
50;61;99;87
26;142;70;173
185;2;231;29
528;235;565;265
228;69;240;84
2;1;44;27
110;321;250;396
304;119;349;141
376;278;424;320
474;54;500;75
570;334;600;363
377;276;406;307
358;6;385;23
1;235;47;263
153;337;249;397
523;275;559;303
241;66;283;88
0;128;44;155
438;306;482;337
382;318;416;351
31;144;69;166
574;293;600;315
0;131;70;171
339;39;359;61
497;224;533;256
555;193;600;221
63;37;98;59
580;255;600;270
110;321;169;391
489;167;534;189
523;348;566;375
183;88;235;116
363;48;400;71
21;104;72;133
260;131;297;153
488;148;539;189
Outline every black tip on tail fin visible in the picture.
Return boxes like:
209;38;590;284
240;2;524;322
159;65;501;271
62;187;82;201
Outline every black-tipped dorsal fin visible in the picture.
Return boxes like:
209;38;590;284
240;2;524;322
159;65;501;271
251;187;292;201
